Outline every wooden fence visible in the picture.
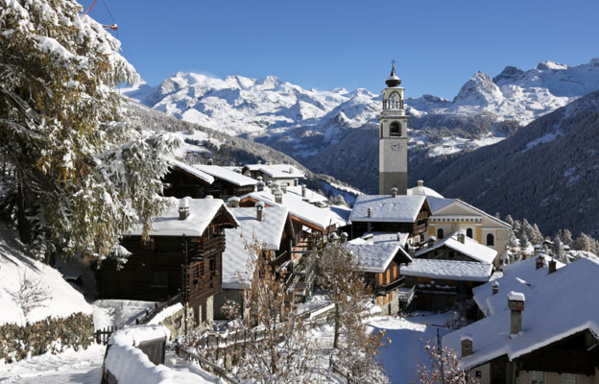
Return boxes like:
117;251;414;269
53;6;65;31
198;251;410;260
135;293;182;325
177;345;242;384
95;326;119;345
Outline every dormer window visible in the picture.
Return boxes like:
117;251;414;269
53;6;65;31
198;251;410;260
390;122;401;136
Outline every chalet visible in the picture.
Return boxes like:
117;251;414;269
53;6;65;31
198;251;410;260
409;181;511;263
344;232;412;315
348;193;431;243
214;204;295;320
240;184;350;301
242;163;305;186
443;257;599;384
193;164;258;198
96;198;238;327
162;159;215;198
240;184;351;251
400;231;495;310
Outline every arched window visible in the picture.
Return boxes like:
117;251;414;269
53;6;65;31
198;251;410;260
391;92;401;109
486;233;495;246
437;228;444;239
466;228;473;238
390;122;401;136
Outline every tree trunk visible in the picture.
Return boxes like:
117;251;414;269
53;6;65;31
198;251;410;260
333;303;340;349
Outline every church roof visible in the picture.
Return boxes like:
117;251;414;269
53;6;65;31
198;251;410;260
349;195;427;223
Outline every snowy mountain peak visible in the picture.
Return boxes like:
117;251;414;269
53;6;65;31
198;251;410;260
452;71;502;107
536;60;568;70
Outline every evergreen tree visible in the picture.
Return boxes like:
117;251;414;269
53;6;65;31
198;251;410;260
552;236;567;264
530;224;544;245
0;0;179;263
561;229;573;246
504;214;514;227
575;233;593;252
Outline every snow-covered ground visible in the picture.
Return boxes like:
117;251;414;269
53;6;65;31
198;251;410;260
370;311;455;383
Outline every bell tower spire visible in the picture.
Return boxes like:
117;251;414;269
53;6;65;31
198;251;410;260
379;61;409;195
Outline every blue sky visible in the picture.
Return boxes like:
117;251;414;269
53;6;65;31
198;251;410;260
82;0;599;99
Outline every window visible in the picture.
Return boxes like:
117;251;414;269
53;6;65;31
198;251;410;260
531;371;544;384
153;271;168;287
437;228;444;239
562;373;577;384
378;273;384;285
390;122;401;136
393;265;398;279
141;237;155;251
386;269;391;284
487;233;495;246
466;228;473;238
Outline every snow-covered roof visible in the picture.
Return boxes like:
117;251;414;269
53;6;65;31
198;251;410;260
407;184;444;198
472;255;564;316
343;243;403;273
242;187;350;231
193;164;257;187
348;232;410;248
222;206;290;289
127;198;237;237
169;158;214;184
349;195;427;223
428;197;511;228
443;258;599;370
426;196;456;213
415;232;497;264
344;232;412;273
244;163;305;179
400;259;493;282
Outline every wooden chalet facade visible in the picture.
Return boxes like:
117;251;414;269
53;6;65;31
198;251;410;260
162;159;214;199
348;195;431;244
96;199;238;327
215;204;295;320
344;235;412;315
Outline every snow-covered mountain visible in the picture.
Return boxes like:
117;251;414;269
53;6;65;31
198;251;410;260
414;89;599;238
126;58;599;163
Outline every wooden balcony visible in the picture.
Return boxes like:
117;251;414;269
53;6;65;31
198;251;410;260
375;276;405;295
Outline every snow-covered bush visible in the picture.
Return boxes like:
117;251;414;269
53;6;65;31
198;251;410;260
0;312;93;363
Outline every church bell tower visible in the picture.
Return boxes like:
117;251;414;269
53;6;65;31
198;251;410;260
379;62;409;195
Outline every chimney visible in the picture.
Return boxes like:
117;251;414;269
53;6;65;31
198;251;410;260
301;184;306;198
417;180;424;188
461;335;473;357
492;281;499;295
508;291;525;336
367;207;372;218
535;255;544;270
227;196;240;208
178;198;190;220
328;232;339;243
207;158;214;165
294;178;299;186
289;167;294;174
256;202;264;221
340;232;348;243
396;232;402;242
274;189;283;204
391;187;398;197
256;176;265;192
548;258;557;274
495;212;501;220
427;236;436;248
457;231;466;244
281;183;287;194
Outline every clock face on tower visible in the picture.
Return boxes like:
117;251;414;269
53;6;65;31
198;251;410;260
392;143;400;151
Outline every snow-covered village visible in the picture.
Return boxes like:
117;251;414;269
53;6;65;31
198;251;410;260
2;1;599;383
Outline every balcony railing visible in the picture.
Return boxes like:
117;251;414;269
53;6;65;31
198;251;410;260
376;276;405;295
